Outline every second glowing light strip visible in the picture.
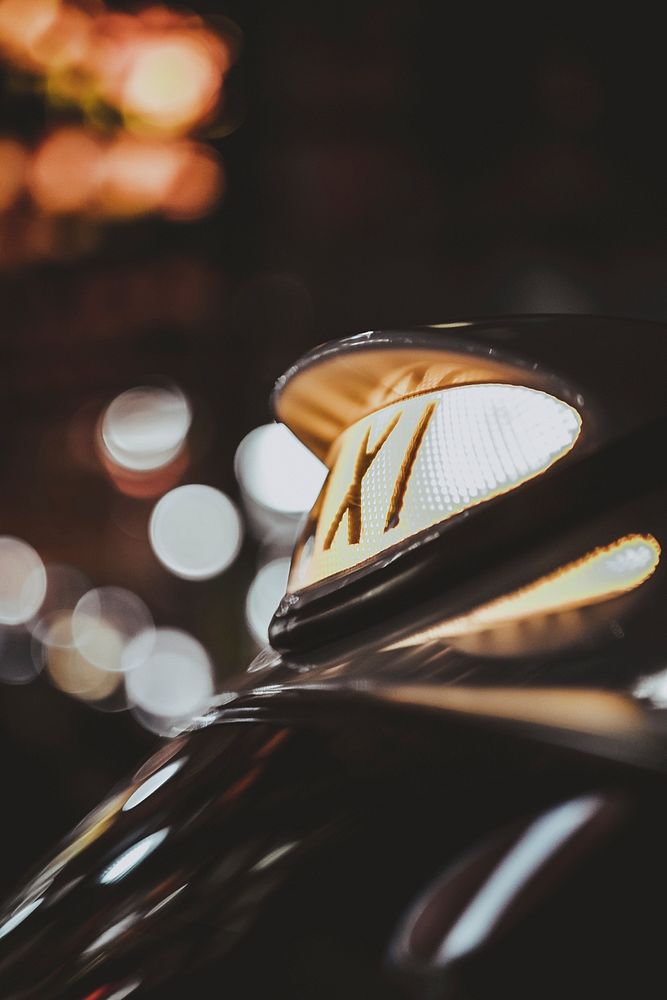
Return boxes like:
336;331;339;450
390;533;661;649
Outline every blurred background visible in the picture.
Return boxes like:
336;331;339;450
1;1;667;892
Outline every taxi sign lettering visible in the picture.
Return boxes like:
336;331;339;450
289;384;581;590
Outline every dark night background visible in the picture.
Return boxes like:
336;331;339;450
1;2;666;894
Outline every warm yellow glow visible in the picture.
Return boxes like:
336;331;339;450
96;136;222;219
44;612;122;701
378;686;642;736
290;384;581;589
1;2;229;240
0;0;60;68
0;0;231;131
97;135;183;216
121;34;222;135
160;145;223;220
13;128;224;222
390;533;661;649
28;127;103;214
30;3;92;74
275;346;528;461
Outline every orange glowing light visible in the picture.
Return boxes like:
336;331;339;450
137;5;200;31
0;137;27;211
84;8;229;135
97;135;183;216
1;0;231;135
29;127;103;214
96;136;222;219
0;0;60;68
88;12;152;107
1;2;230;235
30;3;93;73
162;145;223;220
120;33;223;134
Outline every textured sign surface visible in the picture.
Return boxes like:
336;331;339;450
290;384;582;590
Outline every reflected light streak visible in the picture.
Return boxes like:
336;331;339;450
0;536;47;626
98;828;169;885
83;912;138;955
101;385;191;472
390;533;661;648
635;667;667;707
0;896;44;941
379;686;642;736
149;484;243;580
437;797;602;963
252;841;297;872
245;558;291;647
144;884;187;918
122;758;186;812
104;981;142;1000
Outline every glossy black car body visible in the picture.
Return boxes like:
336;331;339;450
0;316;666;999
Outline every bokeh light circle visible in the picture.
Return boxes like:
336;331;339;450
43;611;123;702
235;423;327;515
121;36;221;134
27;563;91;642
124;627;214;724
149;484;243;580
0;537;47;626
29;127;103;214
245;557;291;647
72;587;154;672
101;385;191;472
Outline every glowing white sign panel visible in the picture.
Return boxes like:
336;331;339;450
290;384;581;589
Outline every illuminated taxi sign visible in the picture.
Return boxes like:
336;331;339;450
289;384;582;591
